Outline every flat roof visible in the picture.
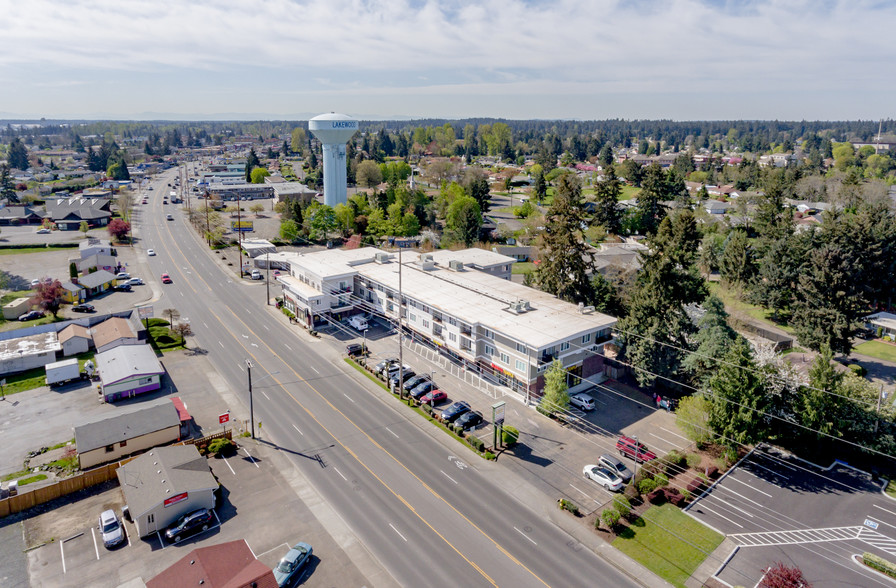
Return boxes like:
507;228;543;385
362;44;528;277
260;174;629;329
426;248;516;269
278;275;325;299
0;331;61;361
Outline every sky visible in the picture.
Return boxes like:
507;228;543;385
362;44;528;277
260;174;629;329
0;0;893;121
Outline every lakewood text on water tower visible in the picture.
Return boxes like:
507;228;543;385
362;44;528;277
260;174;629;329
309;112;358;207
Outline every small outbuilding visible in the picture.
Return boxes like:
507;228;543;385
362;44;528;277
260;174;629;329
58;324;92;356
2;297;33;320
74;399;181;469
116;445;217;537
95;344;164;403
92;316;139;353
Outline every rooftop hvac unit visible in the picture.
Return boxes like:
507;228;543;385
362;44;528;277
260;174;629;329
374;252;391;264
448;260;464;271
420;253;436;270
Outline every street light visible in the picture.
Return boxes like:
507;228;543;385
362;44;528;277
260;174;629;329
246;359;279;439
363;329;368;356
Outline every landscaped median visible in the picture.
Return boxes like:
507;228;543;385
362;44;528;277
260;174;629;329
345;358;506;459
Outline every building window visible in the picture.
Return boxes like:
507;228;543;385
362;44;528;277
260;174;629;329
449;332;457;342
516;342;527;353
148;514;154;524
484;344;495;356
583;333;592;343
482;328;494;339
499;352;510;364
560;342;570;351
120;440;127;448
422;319;429;328
410;313;416;322
105;445;114;453
516;359;526;371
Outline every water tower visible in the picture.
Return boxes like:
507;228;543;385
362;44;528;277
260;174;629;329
309;112;358;207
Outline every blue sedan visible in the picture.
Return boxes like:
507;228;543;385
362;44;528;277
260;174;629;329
274;542;313;587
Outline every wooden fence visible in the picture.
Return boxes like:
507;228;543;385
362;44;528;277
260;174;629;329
0;430;232;518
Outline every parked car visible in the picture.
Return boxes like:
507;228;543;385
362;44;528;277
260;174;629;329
124;277;144;286
454;410;484;430
598;453;634;482
18;310;44;322
384;363;411;381
166;214;173;221
616;435;657;463
113;284;132;292
410;380;436;400
402;374;429;392
420;390;447;405
582;465;624;492
147;249;155;256
72;303;96;313
570;393;596;411
374;358;397;376
250;269;262;280
345;343;366;356
273;541;313;587
441;401;471;423
35;228;50;234
161;273;172;284
98;509;125;549
115;272;130;280
30;279;40;287
164;508;214;543
389;370;417;389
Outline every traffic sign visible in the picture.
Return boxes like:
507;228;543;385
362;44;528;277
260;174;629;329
219;412;230;425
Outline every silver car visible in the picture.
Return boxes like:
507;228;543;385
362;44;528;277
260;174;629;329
598;453;634;482
583;465;624;492
99;509;124;548
570;393;595;411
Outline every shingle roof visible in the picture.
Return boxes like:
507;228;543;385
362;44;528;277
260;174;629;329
96;344;162;385
78;269;116;289
146;540;277;588
75;400;179;454
116;445;217;518
91;317;136;350
58;324;91;344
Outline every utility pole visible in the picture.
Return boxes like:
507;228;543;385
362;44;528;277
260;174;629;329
398;246;405;402
875;384;886;433
266;251;271;305
247;359;255;439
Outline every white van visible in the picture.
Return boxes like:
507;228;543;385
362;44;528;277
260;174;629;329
348;316;368;331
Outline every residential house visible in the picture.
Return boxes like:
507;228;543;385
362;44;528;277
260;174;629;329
74;400;180;469
703;200;732;215
0;205;45;226
78;253;118;274
58;324;92;356
95;343;164;402
59;280;86;303
116;445;217;537
77;270;117;297
79;238;113;259
46;198;112;230
493;245;537;263
865;312;896;338
92;317;139;353
147;540;277;588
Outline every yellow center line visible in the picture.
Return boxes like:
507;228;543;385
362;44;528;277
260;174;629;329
152;206;549;587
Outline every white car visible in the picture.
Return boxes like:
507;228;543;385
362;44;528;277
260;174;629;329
583;465;624;492
570;393;596;411
147;249;156;256
115;272;130;280
124;277;144;286
35;228;50;234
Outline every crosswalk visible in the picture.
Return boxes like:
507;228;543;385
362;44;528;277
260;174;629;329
729;525;896;557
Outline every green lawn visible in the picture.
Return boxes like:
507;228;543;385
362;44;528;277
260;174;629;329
885;479;896;499
613;503;724;588
512;262;536;275
707;282;795;334
620;185;641;201
856;340;896;363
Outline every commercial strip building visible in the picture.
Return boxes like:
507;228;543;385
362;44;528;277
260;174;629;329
95;344;165;402
278;247;617;398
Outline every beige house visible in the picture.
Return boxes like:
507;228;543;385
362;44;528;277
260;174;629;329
74;400;180;469
2;297;33;320
91;317;138;353
58;324;92;356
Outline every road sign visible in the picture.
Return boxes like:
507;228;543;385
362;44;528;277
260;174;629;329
865;519;879;530
137;305;153;319
492;401;506;425
219;413;230;425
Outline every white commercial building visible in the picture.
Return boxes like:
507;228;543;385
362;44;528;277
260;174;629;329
278;247;617;398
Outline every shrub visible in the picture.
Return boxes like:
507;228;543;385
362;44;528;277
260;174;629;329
601;508;620;529
681;488;691;501
863;552;896;578
484;452;496;460
848;364;867;377
654;473;669;488
668;492;686;507
502;425;519;446
722;446;738;466
638;478;658;495
641;460;665;478
208;438;234;455
686;453;702;469
664;450;687;471
646;489;666;504
468;436;484;452
686;478;704;494
623;484;640;503
705;465;719;479
454;425;466;438
422;404;433;416
558;499;579;515
612;495;632;519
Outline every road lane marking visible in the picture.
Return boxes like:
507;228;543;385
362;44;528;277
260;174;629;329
263;324;269;331
292;424;304;436
308;365;319;374
648;432;677;447
262;390;270;400
218;341;224;348
334;467;347;481
284;344;292;351
242;448;259;468
441;470;458;484
343;393;355;403
390;524;408;542
203;322;209;328
514;527;537;545
92;527;99;559
385;426;399;439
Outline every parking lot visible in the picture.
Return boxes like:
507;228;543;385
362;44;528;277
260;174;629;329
687;446;896;587
25;437;370;587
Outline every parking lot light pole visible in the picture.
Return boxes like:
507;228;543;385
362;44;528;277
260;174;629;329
363;329;368;356
247;360;254;438
633;435;640;480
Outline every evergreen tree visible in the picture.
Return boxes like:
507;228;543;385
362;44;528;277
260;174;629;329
707;338;770;448
536;174;595;304
0;164;18;203
245;148;260;182
592;165;622;234
683;295;742;384
719;230;755;291
466;174;490;214
287;197;304;226
635;163;668;235
533;171;547;203
7;137;28;170
590;272;624;317
445;195;481;246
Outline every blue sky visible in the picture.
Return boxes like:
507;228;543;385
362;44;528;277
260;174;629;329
0;0;893;120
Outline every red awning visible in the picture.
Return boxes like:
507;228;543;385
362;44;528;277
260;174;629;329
170;396;191;423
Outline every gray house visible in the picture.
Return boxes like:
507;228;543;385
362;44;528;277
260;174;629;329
74;400;181;469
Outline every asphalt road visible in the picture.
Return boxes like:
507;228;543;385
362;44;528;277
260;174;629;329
132;168;643;588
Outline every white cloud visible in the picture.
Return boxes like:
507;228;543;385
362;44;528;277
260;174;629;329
0;0;893;118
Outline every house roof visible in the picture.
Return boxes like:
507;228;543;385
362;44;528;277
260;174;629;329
78;253;117;270
0;206;45;220
58;324;91;344
91;317;136;350
96;344;163;386
46;198;112;221
146;539;277;588
116;445;217;518
0;331;61;361
78;269;116;289
74;400;179;454
79;238;112;252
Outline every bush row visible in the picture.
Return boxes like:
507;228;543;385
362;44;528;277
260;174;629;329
864;552;896;578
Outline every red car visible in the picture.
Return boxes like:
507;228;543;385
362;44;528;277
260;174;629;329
161;273;172;284
616;435;657;463
420;390;447;405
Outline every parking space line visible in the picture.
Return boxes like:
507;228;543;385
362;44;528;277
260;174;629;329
726;476;772;497
648;432;678;448
157;530;165;549
261;390;270;400
743;460;786;478
257;543;291;560
334;467;347;481
242;447;259;468
60;540;66;574
569;483;591;498
710;498;755;518
308;365;319;374
91;527;99;560
343;393;355;403
694;504;744;528
222;454;236;475
514;527;537;546
292;423;304;436
658;427;690;441
389;523;407;542
873;504;896;518
284;344;292;351
441;470;458;484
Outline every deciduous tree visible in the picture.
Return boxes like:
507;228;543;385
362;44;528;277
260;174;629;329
539;360;570;416
356;160;383;188
445;195;481;247
107;218;130;242
34;279;65;318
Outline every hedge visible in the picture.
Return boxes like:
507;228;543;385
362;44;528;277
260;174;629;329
502;425;519;446
468;436;484;452
0;242;79;250
863;552;896;578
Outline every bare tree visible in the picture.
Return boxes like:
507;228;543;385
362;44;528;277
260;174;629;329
163;308;180;325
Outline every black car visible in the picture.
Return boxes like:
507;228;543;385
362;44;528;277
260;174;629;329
345;343;366;356
113;284;132;292
441;401;471;423
410;380;435;399
165;508;215;543
402;374;429;392
72;303;96;313
18;310;44;321
389;370;416;389
455;410;484;430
